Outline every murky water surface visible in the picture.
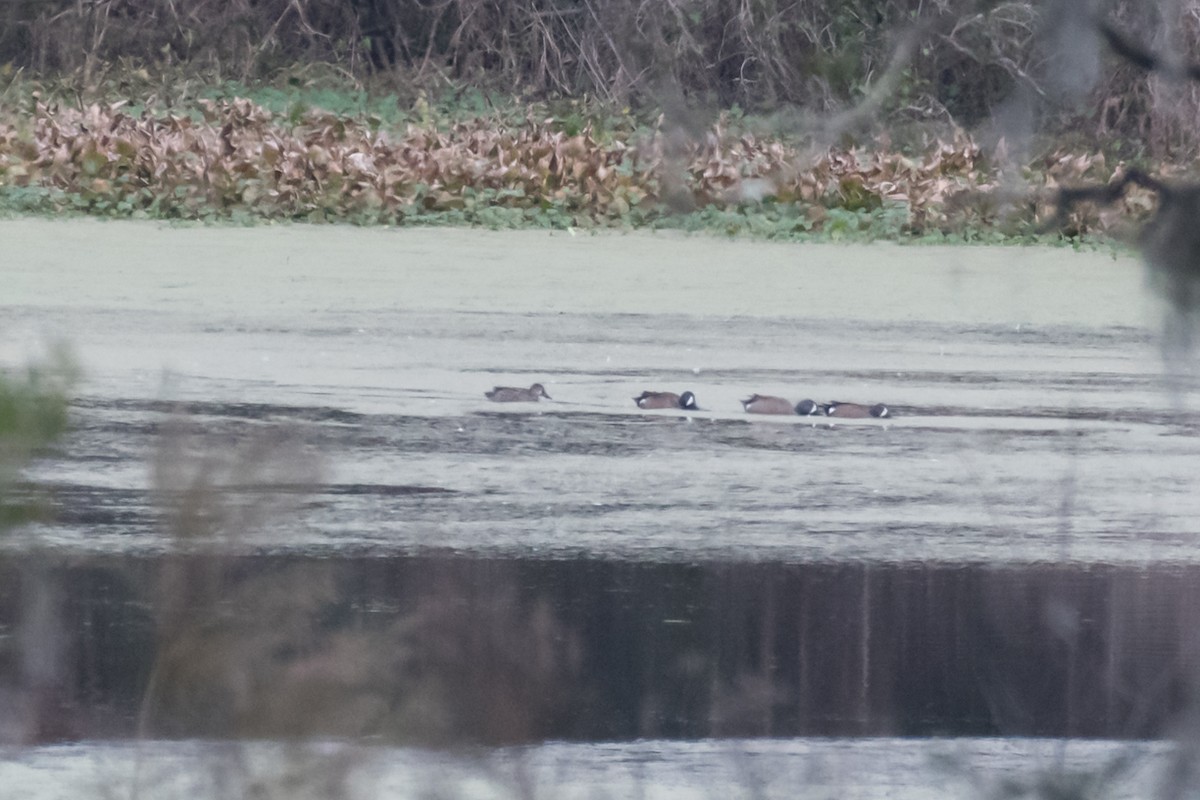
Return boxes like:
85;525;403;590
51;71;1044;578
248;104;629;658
0;737;1176;800
3;220;1196;563
4;220;1200;794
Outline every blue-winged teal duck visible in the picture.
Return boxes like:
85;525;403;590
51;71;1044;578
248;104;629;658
485;383;551;402
741;394;798;415
634;390;698;410
794;399;822;416
824;401;889;418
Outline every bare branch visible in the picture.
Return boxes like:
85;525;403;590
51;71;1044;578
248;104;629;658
1098;18;1200;83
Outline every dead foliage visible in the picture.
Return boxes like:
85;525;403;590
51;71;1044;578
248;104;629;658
0;97;1148;236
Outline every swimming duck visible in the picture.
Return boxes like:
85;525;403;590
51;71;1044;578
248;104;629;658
634;390;698;410
824;401;889;418
741;394;797;415
794;399;822;416
485;383;552;402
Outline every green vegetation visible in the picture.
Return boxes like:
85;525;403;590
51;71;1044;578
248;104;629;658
0;350;75;528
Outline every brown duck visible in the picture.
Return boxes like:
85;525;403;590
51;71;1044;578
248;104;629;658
485;383;552;402
824;401;890;418
741;394;810;415
634;390;698;410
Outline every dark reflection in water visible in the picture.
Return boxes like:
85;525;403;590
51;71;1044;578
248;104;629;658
5;555;1198;744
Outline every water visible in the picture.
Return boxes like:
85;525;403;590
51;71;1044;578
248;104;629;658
0;737;1177;800
4;224;1195;563
4;222;1198;562
5;555;1198;741
3;220;1200;793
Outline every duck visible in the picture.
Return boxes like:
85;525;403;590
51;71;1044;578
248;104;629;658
823;401;890;418
634;390;698;410
794;399;823;416
485;383;552;402
741;394;797;415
